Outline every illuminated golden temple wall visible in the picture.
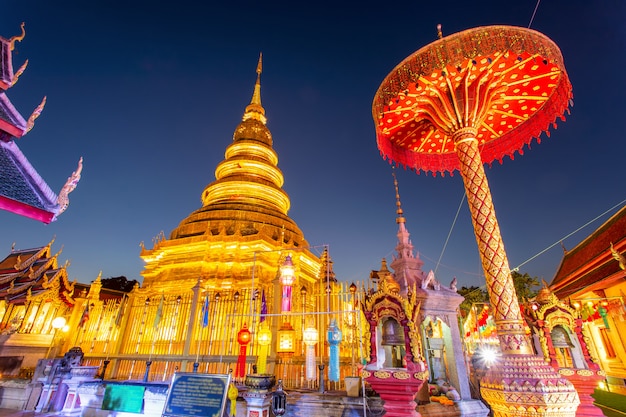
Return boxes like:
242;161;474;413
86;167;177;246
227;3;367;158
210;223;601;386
69;281;367;387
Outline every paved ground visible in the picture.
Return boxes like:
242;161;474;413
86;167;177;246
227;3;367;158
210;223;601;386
0;410;33;417
0;409;53;417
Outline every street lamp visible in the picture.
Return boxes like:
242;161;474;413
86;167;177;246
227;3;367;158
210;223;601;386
47;317;67;358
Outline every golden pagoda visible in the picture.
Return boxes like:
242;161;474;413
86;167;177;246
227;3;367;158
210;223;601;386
140;54;321;293
65;55;330;381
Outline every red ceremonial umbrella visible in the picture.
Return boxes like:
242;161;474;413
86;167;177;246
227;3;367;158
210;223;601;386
372;25;572;355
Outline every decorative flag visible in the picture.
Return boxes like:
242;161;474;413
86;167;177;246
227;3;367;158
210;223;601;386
79;303;90;328
153;295;164;329
227;383;238;416
259;290;267;323
201;295;210;327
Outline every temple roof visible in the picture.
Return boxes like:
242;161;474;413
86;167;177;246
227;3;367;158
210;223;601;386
0;24;82;223
550;205;626;299
0;139;61;223
0;240;76;306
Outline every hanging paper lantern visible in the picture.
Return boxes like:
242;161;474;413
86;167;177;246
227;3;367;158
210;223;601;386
327;319;342;382
303;325;319;381
280;255;295;312
236;323;251;378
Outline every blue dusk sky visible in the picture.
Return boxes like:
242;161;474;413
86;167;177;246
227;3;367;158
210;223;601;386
0;0;624;289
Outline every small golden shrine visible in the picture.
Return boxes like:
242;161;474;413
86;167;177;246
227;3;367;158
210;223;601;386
361;273;428;417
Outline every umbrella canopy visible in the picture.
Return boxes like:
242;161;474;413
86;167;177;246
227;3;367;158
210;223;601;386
373;25;572;175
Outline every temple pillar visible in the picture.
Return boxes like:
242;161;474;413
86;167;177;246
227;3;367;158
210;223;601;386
181;278;202;371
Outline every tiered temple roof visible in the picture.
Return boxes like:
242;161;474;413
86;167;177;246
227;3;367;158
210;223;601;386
550;205;626;299
0;23;81;223
0;239;76;306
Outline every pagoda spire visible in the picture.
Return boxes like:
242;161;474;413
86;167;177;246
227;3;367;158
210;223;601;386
320;246;337;284
389;166;425;294
243;53;266;124
392;166;405;225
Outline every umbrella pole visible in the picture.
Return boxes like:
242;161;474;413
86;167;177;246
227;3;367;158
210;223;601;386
453;128;579;417
454;128;533;354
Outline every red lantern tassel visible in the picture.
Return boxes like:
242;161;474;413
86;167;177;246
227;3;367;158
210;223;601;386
236;345;247;378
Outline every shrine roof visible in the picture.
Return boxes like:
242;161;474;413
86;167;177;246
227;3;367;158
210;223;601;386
0;248;41;272
0;139;59;223
0;93;26;138
550;205;626;299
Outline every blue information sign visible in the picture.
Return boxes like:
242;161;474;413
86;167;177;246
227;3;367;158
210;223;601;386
163;373;231;417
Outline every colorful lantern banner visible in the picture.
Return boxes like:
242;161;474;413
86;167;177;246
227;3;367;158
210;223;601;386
256;324;272;374
236;324;251;378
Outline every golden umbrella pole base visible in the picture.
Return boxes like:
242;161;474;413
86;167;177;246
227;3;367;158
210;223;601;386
480;354;580;417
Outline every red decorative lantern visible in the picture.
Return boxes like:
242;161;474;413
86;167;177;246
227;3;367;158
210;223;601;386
236;323;251;378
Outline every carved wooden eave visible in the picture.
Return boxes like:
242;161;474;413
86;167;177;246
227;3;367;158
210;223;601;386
25;282;57;304
534;292;578;323
0;270;23;285
7;279;34;295
61;272;76;298
42;268;63;289
32;253;58;279
13;240;53;271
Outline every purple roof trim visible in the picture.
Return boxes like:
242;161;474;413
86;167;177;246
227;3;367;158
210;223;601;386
0;92;26;136
0;139;59;215
0;39;13;90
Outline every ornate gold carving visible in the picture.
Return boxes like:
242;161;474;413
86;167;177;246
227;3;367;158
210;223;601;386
374;370;391;379
393;371;410;380
8;22;25;51
414;371;428;380
57;157;83;216
25;96;46;134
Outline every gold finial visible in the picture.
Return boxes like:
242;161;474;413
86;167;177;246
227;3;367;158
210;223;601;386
9;22;26;51
11;59;28;86
437;24;443;39
392;166;405;224
56;157;83;216
610;242;626;270
243;52;266;124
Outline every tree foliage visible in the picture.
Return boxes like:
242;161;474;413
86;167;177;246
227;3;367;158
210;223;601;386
457;286;489;317
100;276;138;293
457;271;540;316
